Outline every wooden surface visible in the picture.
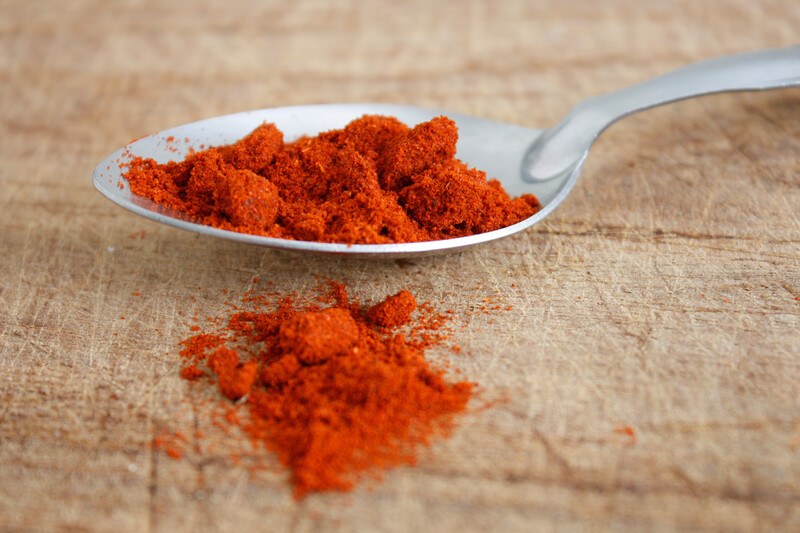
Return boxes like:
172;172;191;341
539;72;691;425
2;1;799;531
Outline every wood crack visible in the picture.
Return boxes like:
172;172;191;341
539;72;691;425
147;438;158;533
415;465;800;506
535;222;799;245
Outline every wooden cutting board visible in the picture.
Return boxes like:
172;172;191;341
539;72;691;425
1;1;798;531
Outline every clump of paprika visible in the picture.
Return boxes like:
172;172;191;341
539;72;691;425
177;284;473;497
125;115;540;244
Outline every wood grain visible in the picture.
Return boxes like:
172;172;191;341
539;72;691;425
1;1;799;531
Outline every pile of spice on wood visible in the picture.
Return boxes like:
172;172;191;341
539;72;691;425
171;281;472;498
124;115;541;244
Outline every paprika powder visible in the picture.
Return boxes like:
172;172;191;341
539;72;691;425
125;115;541;244
175;282;473;497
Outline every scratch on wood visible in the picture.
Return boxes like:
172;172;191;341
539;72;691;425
147;437;158;533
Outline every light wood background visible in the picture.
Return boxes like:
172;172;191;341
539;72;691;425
2;1;799;531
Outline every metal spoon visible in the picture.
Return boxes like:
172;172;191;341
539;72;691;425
93;46;799;256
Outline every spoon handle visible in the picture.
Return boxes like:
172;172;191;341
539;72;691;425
524;46;800;182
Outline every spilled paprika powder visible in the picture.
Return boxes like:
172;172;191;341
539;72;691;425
176;282;472;497
125;115;540;244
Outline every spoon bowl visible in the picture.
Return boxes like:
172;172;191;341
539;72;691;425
93;104;565;256
93;47;799;256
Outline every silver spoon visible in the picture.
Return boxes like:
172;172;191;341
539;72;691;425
93;46;799;256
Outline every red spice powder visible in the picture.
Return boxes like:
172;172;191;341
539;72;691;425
614;425;637;446
176;283;472;497
366;289;417;327
124;116;540;244
153;431;187;460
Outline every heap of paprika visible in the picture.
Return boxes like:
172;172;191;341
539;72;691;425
176;283;472;497
125;115;540;244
